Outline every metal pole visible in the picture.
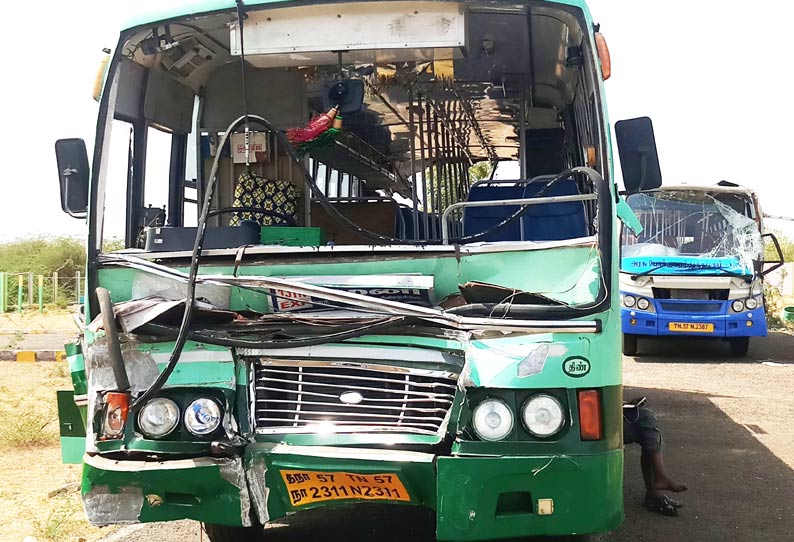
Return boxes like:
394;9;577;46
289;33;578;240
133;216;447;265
76;271;81;304
53;271;59;305
17;275;23;313
38;275;44;313
27;272;33;306
416;95;430;240
0;272;5;313
519;85;528;179
431;110;443;220
407;88;420;239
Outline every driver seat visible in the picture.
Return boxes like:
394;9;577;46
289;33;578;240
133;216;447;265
229;171;299;226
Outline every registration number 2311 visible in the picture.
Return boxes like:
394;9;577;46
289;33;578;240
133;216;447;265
281;470;410;506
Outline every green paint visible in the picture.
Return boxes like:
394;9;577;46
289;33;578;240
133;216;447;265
617;196;643;234
157;362;236;389
57;390;86;464
82;458;249;527
435;450;623;540
98;245;601;309
60;436;86;464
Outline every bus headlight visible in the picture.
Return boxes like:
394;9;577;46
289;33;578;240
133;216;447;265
522;394;565;438
184;398;223;436
745;298;758;310
636;298;651;311
622;295;636;308
472;398;514;441
731;300;745;313
138;398;179;438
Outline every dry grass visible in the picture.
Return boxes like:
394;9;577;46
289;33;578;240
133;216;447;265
0;362;115;542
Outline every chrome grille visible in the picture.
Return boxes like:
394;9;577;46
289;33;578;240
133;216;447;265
252;360;458;435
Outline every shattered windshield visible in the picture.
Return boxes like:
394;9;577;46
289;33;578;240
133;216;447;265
620;190;762;275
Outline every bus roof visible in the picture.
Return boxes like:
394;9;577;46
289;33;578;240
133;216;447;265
121;0;593;31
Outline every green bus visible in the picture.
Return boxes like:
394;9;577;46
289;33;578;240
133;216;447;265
54;1;662;539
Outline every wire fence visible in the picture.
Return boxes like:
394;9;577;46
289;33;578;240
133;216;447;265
0;272;83;312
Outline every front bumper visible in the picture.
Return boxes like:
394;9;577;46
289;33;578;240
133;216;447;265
621;304;767;338
82;445;623;540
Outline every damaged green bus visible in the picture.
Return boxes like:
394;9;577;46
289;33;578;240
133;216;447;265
55;1;662;539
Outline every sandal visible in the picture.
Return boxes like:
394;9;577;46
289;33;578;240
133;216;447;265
643;495;679;516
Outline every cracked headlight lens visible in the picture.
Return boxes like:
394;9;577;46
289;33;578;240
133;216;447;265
138;398;179;438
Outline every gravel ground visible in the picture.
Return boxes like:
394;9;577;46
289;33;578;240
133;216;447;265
97;332;794;542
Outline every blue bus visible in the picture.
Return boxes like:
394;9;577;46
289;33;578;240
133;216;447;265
620;183;783;357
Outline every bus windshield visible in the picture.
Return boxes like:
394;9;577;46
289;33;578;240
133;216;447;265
621;189;763;275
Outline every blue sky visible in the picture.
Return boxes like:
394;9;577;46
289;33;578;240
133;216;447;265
2;0;793;241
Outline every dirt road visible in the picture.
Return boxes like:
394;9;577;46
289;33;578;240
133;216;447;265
97;333;794;542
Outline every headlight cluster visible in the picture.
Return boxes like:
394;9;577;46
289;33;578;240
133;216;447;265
732;297;760;312
472;394;566;441
622;294;652;311
137;396;223;439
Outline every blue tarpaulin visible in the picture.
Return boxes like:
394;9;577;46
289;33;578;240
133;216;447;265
620;255;752;276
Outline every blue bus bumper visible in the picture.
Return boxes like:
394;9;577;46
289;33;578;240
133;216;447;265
620;300;767;338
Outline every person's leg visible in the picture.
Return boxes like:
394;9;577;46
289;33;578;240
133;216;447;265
634;407;687;509
650;450;687;492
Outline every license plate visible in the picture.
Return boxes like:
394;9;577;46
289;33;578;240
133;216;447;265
668;322;714;332
281;470;410;507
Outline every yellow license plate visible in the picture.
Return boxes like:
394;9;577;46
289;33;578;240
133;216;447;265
281;470;410;507
668;322;714;332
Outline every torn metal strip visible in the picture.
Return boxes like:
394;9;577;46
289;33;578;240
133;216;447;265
96;255;601;334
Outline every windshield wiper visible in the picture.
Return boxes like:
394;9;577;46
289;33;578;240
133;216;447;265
629;263;752;281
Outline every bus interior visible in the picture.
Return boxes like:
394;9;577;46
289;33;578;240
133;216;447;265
99;1;608;253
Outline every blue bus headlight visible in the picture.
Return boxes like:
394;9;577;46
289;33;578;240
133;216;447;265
636;298;650;311
184;398;222;436
472;398;513;441
731;300;745;313
745;298;758;310
522;394;565;437
138;398;180;438
622;295;636;308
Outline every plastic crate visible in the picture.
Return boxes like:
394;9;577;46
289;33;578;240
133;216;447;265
260;226;325;247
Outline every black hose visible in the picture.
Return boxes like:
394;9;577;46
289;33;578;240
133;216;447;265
130;115;248;409
96;287;130;391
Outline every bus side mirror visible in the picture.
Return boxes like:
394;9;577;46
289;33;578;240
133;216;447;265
55;138;90;218
615;117;662;194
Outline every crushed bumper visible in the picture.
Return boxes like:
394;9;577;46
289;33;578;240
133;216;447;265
82;446;623;540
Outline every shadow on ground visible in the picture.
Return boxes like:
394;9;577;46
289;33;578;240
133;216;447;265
251;387;794;542
627;331;794;364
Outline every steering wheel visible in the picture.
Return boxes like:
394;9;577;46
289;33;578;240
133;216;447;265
207;207;297;226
